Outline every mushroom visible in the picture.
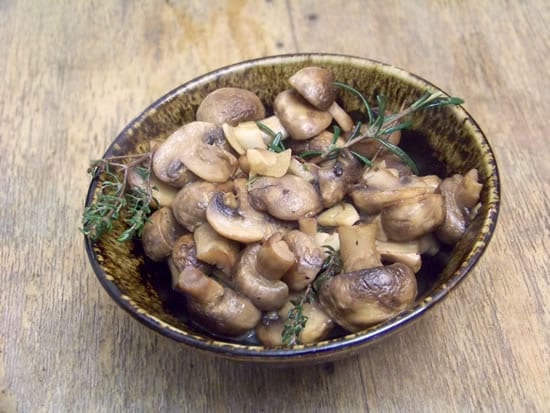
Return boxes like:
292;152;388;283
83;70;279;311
437;169;482;244
375;234;440;273
286;130;345;159
152;121;238;184
196;87;266;126
175;266;261;337
381;193;445;242
287;157;319;183
168;233;210;285
273;89;333;140
317;149;362;208
222;116;289;155
248;174;323;221
282;230;324;291
288;66;336;111
316;202;360;227
193;223;240;276
348;121;402;159
256;299;334;347
233;241;291;311
141;207;186;261
206;178;290;243
318;263;417;332
337;223;381;272
172;180;233;232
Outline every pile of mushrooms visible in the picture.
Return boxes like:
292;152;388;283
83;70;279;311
137;67;483;346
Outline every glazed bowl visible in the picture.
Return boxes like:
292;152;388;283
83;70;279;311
84;53;500;364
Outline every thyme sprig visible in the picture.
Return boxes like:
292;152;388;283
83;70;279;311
81;152;156;242
281;246;343;346
299;82;464;173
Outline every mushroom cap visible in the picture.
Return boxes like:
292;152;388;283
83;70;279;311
318;263;417;332
153;121;238;184
172;180;233;232
248;174;323;221
381;193;445;242
274;89;333;140
196;87;266;126
233;244;289;311
141;207;186;261
282;230;324;291
288;66;336;111
206;178;290;243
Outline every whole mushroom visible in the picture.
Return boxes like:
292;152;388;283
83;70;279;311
196;87;266;126
141;207;186;261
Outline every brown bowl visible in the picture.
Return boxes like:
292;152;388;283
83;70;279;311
84;53;500;364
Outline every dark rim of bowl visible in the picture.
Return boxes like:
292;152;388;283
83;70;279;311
84;53;500;362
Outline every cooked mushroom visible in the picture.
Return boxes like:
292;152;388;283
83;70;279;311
168;233;211;286
141;207;186;261
248;174;323;221
327;102;354;132
375;240;422;273
288;66;336;111
317;149;362;208
233;243;290;311
222;122;266;155
193;223;240;276
256;232;295;281
316;203;360;227
256;299;334;347
337;223;381;272
172;180;233;232
348;121;401;159
274;89;333;140
196;87;266;126
318;263;417;332
175;266;261;336
381;193;445;242
287;157;319;182
286;130;345;159
437;169;482;244
152;121;238;184
206;178;290;243
282;230;324;291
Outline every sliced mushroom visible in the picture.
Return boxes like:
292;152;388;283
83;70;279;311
288;66;336;111
318;263;417;332
317;149;362;208
141;207;186;261
193;223;240;276
274;89;333;140
282;230;324;291
233;243;290;311
381;193;445;242
256;299;334;347
375;240;422;273
152;122;238;184
172;180;233;232
196;88;266;126
175;266;261;336
206;178;290;243
437;169;482;244
337;223;381;272
248;174;323;221
256;232;295;281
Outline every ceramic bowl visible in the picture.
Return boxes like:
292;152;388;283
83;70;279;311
84;53;500;364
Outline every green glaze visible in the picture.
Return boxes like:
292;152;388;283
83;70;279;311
84;54;500;365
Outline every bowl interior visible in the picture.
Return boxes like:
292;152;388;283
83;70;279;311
85;54;499;363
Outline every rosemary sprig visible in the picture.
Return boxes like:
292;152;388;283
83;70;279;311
256;120;285;153
281;245;343;346
81;152;156;242
299;82;464;173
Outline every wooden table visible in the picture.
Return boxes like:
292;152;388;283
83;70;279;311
1;1;548;411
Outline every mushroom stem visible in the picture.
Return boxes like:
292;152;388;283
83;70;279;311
338;223;381;272
328;101;354;132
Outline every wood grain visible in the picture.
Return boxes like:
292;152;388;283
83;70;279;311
0;0;548;412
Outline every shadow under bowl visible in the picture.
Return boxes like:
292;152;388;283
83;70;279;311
84;53;500;365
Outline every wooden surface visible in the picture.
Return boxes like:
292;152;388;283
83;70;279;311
1;1;548;411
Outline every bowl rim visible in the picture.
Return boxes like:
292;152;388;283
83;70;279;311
84;52;500;362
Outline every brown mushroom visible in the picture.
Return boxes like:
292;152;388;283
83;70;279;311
248;174;323;221
288;66;336;111
196;87;266;126
318;263;417;332
152;121;238;184
193;223;240;276
286;130;345;159
337;223;381;272
437;169;482;244
349;121;401;159
175;266;261;336
282;230;324;291
274;89;333;140
317;149;362;208
172;180;233;232
381;193;445;242
206;178;290;243
233;242;290;311
141;207;186;261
